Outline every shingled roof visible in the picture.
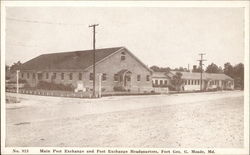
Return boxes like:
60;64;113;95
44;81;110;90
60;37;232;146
21;47;124;70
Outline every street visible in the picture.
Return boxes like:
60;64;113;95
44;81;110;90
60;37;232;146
5;91;244;147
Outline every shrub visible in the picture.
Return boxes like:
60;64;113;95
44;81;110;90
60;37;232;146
113;86;126;92
37;81;74;91
7;79;27;84
168;85;176;91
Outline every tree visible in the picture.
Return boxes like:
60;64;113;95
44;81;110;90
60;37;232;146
6;65;10;71
10;61;22;71
171;72;184;91
150;65;171;73
223;62;234;78
173;67;189;72
6;65;10;80
233;63;244;89
205;63;223;73
192;65;203;73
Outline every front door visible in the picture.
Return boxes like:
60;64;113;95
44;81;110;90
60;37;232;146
124;74;131;91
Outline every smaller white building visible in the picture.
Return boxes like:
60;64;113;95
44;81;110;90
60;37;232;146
152;71;234;92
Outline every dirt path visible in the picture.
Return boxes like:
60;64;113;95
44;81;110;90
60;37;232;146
6;91;243;124
5;91;244;147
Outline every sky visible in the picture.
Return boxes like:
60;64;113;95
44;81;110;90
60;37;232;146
5;7;245;69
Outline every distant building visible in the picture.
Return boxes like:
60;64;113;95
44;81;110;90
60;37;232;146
169;71;234;91
152;70;234;91
19;47;153;93
152;72;171;87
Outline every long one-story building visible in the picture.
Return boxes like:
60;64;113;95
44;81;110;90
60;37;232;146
152;70;234;91
19;47;153;93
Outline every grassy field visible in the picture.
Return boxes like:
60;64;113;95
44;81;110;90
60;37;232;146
5;91;244;147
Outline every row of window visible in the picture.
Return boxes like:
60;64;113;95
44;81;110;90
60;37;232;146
90;73;150;82
21;72;150;82
185;79;201;85
152;79;221;86
154;79;168;85
21;73;36;79
184;80;220;85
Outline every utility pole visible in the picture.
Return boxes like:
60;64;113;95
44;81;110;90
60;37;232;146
16;70;20;102
197;53;206;91
89;24;99;98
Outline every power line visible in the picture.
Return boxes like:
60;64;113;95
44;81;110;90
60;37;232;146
6;17;85;26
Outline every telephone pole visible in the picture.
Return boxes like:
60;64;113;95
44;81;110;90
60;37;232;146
197;53;206;91
89;24;99;98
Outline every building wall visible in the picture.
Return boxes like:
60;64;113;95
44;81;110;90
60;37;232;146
152;77;170;87
83;48;153;92
182;79;205;91
20;48;153;92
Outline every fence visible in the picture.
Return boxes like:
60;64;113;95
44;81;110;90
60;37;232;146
6;88;161;98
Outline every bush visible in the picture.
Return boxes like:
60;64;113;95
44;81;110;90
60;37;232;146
168;85;176;91
37;81;74;91
113;86;126;92
7;79;27;84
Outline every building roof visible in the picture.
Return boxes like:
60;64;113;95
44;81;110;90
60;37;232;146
169;71;233;81
152;72;169;78
21;47;124;70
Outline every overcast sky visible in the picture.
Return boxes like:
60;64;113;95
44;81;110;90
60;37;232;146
5;7;244;69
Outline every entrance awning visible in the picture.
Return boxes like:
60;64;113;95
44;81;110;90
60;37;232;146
117;69;132;76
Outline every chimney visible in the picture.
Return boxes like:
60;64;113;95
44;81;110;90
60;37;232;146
193;65;197;72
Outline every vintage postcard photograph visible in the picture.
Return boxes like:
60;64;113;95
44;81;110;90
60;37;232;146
1;1;249;155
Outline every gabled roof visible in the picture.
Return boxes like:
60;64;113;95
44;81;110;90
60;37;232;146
170;71;233;80
21;47;123;70
152;71;169;78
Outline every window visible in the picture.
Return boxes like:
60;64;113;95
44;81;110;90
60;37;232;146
69;73;73;80
197;80;200;85
164;80;168;85
137;75;141;81
52;73;56;79
146;75;150;81
79;73;82;80
155;80;158;85
33;73;36;79
121;55;125;61
89;73;93;81
102;73;107;81
21;73;24;78
114;74;118;81
46;73;49;79
27;73;30;79
160;80;163;85
191;80;193;85
61;73;64;80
